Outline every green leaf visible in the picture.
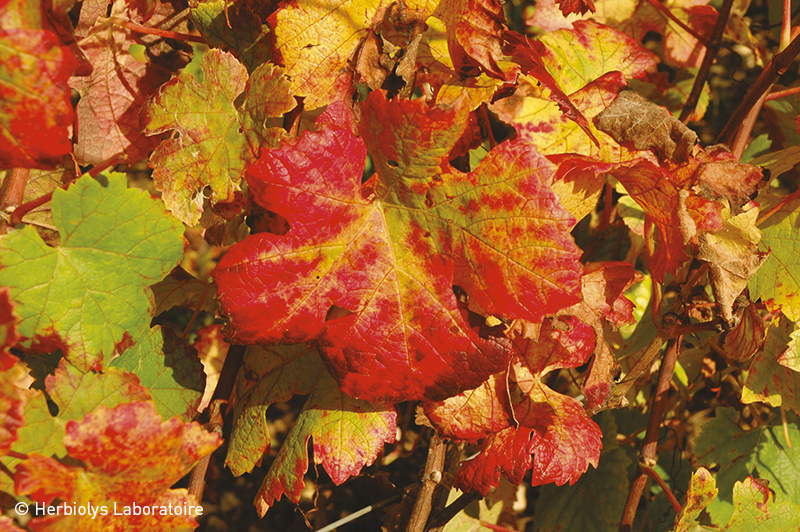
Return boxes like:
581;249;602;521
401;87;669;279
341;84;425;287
142;50;291;225
724;477;800;531
0;173;185;370
111;326;205;422
693;406;800;525
749;194;800;321
533;412;630;532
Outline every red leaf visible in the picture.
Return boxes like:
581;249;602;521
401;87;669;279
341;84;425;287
581;262;641;327
217;94;582;402
556;0;596;16
611;161;689;282
15;401;221;531
0;28;77;168
433;0;506;78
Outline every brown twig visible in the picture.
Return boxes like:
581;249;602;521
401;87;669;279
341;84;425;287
187;344;245;502
1;168;29;216
618;337;682;532
406;431;448;532
680;0;735;123
427;492;481;531
0;460;15;480
716;32;800;146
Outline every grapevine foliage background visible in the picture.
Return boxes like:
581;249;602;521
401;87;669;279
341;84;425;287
4;0;800;530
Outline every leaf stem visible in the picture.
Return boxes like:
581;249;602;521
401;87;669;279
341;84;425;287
314;494;401;532
405;431;448;532
765;85;800;101
112;18;206;43
680;0;734;123
640;464;682;513
618;337;681;532
716;32;800;146
757;187;800;225
0;459;15;480
645;0;708;43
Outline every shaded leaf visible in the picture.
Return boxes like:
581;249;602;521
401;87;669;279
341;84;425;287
226;344;325;476
69;21;171;166
111;326;205;422
190;0;270;73
533;412;630;532
0;174;185;370
742;315;800;414
254;370;396;515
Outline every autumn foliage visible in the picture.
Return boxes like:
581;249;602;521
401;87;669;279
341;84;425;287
4;0;800;529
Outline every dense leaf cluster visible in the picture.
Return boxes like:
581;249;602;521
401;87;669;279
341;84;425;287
3;0;800;530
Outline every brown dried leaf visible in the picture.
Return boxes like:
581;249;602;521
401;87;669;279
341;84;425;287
594;89;698;163
696;205;768;327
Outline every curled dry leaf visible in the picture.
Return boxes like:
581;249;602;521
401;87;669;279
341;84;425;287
594;89;698;163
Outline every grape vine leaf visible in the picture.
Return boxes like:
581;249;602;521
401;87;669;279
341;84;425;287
533;412;630;532
0;165;76;245
432;0;505;78
189;0;270;73
0;26;78;168
226;344;326;476
742;315;800;414
610;160;689;282
269;0;387;109
0;173;185;371
434;316;602;496
215;93;583;403
111;325;205;422
749;193;800;321
674;468;718;532
0;360;150;496
151;267;217;317
253;354;396;516
537;20;657;95
723;477;800;531
595;89;698;163
15;401;221;531
142;50;293;225
69;17;171;167
692;406;800;525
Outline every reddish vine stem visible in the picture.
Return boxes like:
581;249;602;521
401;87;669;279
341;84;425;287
716;32;800;146
645;0;708;43
757;187;800;225
680;0;734;123
765;85;800;101
188;344;245;502
113;18;206;43
0;460;14;481
405;431;447;532
640;464;682;513
618;337;682;532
